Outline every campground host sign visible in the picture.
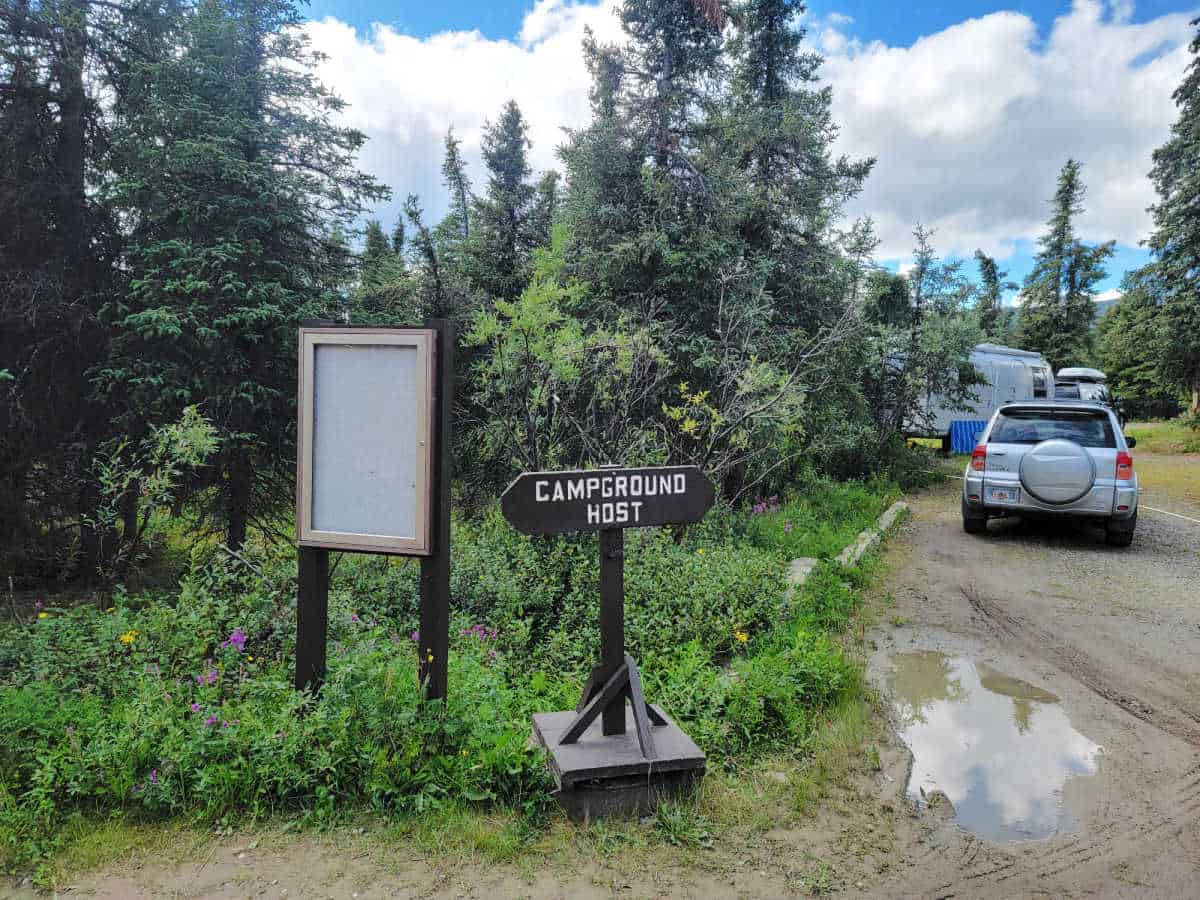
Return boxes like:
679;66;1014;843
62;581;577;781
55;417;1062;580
500;465;715;535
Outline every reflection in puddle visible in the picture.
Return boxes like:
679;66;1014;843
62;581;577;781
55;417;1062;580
891;651;1102;841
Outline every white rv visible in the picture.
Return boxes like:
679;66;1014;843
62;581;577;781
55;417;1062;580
916;344;1055;449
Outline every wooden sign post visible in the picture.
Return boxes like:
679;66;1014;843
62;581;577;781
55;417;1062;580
501;465;714;818
294;320;453;700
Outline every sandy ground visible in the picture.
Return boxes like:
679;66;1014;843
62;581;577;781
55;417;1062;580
7;468;1199;899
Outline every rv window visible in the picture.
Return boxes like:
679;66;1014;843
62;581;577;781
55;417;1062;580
1032;368;1047;398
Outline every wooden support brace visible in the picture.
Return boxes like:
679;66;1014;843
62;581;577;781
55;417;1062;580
560;661;629;745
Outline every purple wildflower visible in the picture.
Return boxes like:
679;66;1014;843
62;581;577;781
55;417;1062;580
410;630;420;643
221;628;247;653
190;702;202;713
350;613;359;623
149;769;159;784
204;715;219;727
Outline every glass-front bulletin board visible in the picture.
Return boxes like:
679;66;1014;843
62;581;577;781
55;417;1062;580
296;327;435;555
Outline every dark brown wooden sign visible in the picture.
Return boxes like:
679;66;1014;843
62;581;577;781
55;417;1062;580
500;465;715;536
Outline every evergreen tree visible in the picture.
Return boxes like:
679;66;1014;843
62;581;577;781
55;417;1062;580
440;126;472;241
973;249;1015;340
1096;267;1179;419
361;219;392;276
102;0;384;549
1147;17;1200;414
725;0;872;330
464;100;536;300
528;170;562;249
619;0;725;171
1017;160;1114;369
404;194;445;317
0;0;167;573
391;217;406;255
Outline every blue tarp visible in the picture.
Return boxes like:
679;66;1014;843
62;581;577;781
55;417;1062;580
950;420;988;454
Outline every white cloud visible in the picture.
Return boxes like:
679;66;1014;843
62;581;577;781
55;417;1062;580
1094;288;1122;303
303;1;625;230
823;0;1195;260
303;0;1195;260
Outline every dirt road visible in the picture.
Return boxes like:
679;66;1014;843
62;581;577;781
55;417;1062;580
868;479;1200;897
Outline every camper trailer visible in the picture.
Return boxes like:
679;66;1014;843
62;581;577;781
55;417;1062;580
916;344;1055;452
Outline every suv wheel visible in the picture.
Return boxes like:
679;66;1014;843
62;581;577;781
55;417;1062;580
1105;511;1137;548
962;499;988;535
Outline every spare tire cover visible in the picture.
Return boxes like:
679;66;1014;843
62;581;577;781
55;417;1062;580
1019;439;1096;505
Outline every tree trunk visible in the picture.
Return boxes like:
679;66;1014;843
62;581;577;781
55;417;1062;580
226;458;250;552
52;2;88;271
1191;375;1199;417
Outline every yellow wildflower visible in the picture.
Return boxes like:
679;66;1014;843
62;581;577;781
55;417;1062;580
106;607;114;613
38;612;49;620
734;630;749;644
119;630;139;645
247;655;255;662
696;548;705;555
427;651;435;663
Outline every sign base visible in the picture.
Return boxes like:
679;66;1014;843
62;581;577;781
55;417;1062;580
532;706;706;822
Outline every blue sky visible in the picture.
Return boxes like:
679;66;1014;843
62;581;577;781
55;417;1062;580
301;1;1199;301
306;1;1187;44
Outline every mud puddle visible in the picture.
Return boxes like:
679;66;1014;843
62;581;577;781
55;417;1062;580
890;651;1102;841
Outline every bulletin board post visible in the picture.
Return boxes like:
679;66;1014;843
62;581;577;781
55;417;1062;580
417;319;453;701
294;320;453;703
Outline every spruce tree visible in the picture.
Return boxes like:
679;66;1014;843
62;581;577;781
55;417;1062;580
528;170;562;249
1147;17;1200;414
103;0;383;548
1017;160;1114;369
464;100;536;300
440;126;472;241
1096;267;1176;418
0;0;162;573
361;219;392;276
726;0;871;329
973;249;1015;340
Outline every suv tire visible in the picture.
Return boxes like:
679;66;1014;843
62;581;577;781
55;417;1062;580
1105;511;1137;548
962;499;988;535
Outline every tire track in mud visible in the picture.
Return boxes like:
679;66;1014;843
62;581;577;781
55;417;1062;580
891;588;1200;895
961;583;1200;748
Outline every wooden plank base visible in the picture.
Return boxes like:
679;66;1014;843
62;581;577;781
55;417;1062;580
532;705;705;821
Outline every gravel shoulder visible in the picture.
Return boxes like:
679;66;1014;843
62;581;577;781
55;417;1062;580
866;479;1200;897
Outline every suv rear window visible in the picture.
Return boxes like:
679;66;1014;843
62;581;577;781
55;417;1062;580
989;409;1116;448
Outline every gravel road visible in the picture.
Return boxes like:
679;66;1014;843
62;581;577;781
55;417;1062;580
868;480;1200;897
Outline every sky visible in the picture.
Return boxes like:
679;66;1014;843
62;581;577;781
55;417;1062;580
300;0;1200;304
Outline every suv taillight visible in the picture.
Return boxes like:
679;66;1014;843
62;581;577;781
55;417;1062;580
971;444;987;472
1116;451;1133;481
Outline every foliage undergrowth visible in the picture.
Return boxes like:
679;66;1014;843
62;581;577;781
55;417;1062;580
0;480;893;877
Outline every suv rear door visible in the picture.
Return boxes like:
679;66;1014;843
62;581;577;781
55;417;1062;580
980;407;1121;514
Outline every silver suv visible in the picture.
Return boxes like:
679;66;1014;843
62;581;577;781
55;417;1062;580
961;401;1138;547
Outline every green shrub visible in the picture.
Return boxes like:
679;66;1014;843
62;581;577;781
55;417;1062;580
0;478;890;871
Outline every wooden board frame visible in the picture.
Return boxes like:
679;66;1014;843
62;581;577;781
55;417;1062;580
296;326;435;556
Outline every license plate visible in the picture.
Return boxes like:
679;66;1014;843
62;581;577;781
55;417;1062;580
988;487;1017;503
